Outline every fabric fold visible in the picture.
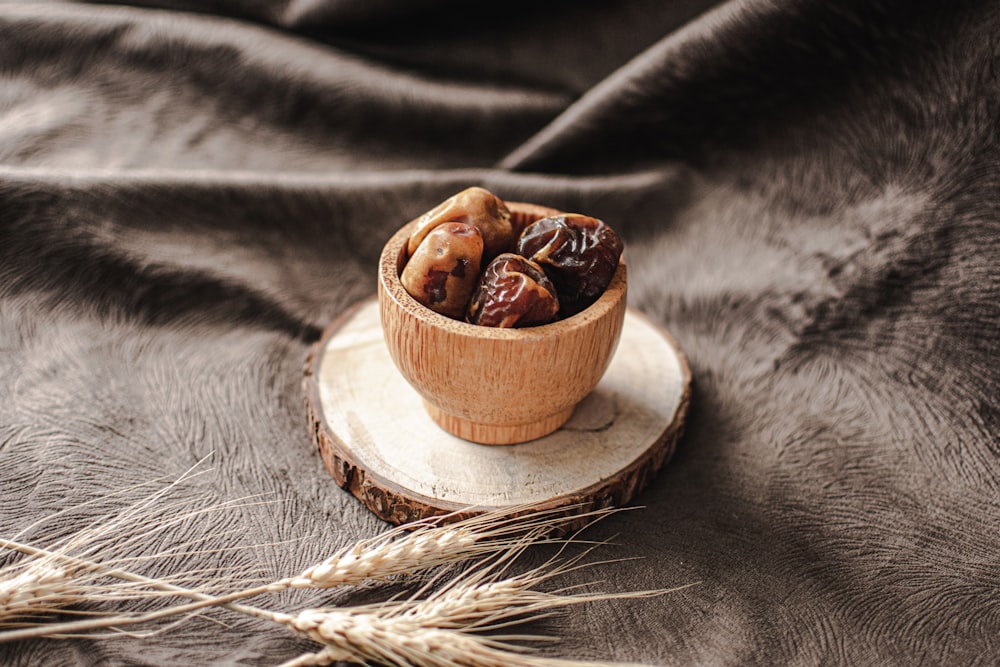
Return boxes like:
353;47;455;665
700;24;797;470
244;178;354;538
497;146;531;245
501;0;978;173
1;1;999;665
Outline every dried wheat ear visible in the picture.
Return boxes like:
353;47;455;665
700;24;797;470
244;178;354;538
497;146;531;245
0;470;687;667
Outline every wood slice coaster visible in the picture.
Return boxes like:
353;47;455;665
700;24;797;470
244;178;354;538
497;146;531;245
305;296;691;526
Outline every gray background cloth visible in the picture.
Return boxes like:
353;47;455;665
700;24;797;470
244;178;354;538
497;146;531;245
1;0;999;664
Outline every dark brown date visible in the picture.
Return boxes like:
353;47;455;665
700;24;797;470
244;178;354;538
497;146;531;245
467;253;560;328
401;222;484;319
516;214;622;315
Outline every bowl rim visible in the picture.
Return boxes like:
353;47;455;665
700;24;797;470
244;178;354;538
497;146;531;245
379;203;627;341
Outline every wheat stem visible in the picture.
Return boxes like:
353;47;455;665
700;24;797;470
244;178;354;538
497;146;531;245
266;545;677;667
0;584;278;643
0;505;570;641
0;538;281;643
274;608;661;667
274;504;620;591
0;500;656;664
0;538;269;616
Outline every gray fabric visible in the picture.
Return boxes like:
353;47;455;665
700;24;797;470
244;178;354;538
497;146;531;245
1;0;999;664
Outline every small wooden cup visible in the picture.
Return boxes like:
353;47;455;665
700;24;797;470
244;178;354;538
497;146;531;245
378;202;628;445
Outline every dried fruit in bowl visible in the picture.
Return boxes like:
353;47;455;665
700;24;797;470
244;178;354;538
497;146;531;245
467;253;560;328
407;187;514;262
517;214;623;316
400;222;484;319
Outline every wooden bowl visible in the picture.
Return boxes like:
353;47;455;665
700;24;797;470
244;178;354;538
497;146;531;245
377;202;628;445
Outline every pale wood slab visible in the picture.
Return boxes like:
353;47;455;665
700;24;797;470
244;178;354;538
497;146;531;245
305;297;691;525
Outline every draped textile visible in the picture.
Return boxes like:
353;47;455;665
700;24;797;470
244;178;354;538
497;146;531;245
1;1;999;664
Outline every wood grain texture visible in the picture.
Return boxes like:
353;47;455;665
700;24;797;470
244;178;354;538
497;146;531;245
378;202;628;444
305;297;691;525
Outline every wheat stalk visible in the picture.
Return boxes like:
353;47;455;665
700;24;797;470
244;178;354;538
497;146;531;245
266;540;676;667
0;504;619;641
0;562;82;623
0;476;188;627
275;624;620;667
0;462;275;637
274;504;617;591
0;489;678;667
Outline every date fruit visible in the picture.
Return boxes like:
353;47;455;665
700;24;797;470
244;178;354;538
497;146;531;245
407;186;514;262
467;253;560;328
401;222;484;319
517;214;623;315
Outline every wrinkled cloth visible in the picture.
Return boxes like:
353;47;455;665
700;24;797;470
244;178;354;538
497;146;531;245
1;0;999;664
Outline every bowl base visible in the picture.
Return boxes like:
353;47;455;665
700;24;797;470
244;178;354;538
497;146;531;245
423;401;574;445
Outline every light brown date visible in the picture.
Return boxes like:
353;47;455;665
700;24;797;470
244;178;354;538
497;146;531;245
401;222;484;319
407;187;514;262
